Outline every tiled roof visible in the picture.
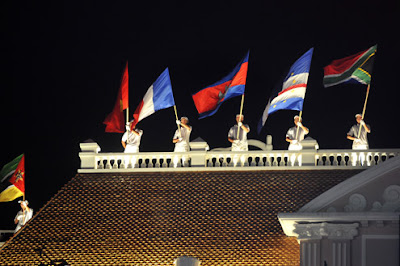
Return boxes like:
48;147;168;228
0;170;362;265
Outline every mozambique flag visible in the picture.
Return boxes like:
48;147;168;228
323;45;377;87
0;154;25;202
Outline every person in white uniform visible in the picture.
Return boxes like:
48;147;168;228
347;114;371;150
228;114;250;151
14;200;33;233
121;120;143;153
173;117;192;152
286;115;309;151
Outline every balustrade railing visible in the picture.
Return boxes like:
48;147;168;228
95;152;190;170
78;142;400;173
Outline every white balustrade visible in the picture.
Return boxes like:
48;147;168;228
94;152;190;170
315;150;399;167
78;141;400;173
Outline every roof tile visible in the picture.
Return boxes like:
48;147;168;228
0;170;362;265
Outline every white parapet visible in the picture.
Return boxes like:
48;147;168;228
78;140;400;173
79;141;101;169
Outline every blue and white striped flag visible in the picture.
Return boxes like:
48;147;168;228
258;48;313;133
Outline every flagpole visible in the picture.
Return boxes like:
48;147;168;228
237;94;245;139
23;157;25;201
295;111;303;141
173;105;181;137
357;83;371;139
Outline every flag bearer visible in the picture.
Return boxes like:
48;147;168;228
286;115;309;151
14;200;33;233
173;117;192;152
228;114;250;151
347;114;371;150
121;119;143;153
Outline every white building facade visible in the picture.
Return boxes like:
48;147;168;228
279;155;400;266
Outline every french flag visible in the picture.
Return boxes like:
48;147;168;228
132;68;175;127
192;51;249;119
258;48;313;133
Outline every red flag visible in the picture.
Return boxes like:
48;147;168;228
192;51;249;119
9;155;25;194
103;62;129;133
0;154;25;202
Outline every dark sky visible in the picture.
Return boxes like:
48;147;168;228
1;1;399;227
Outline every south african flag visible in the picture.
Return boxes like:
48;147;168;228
323;45;377;88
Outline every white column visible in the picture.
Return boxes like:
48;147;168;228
294;222;358;266
300;240;320;266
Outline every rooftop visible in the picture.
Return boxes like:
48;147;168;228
0;169;363;265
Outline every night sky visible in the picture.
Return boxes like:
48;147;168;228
1;1;399;228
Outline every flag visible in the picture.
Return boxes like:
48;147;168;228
0;154;25;202
258;48;314;133
131;68;175;127
192;51;249;119
103;62;129;133
323;45;377;87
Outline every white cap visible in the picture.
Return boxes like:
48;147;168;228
18;200;29;205
355;114;362;118
294;115;302;121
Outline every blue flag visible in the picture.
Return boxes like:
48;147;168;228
192;51;249;119
258;48;313;133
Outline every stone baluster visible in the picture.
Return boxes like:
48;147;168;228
154;157;161;168
112;159;118;169
105;158;112;169
376;153;382;165
333;155;339;166
272;155;278;166
140;157;147;168
221;156;228;167
97;158;103;169
317;155;324;166
243;155;249;167
147;158;154;168
265;156;272;167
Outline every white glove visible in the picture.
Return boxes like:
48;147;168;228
297;121;303;127
237;121;243;127
178;137;183;141
176;120;181;125
360;120;365;126
291;140;298;144
125;124;131;131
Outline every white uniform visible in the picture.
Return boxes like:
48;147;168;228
286;126;308;150
14;208;33;233
173;126;192;152
228;124;250;151
348;123;370;150
122;129;143;153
